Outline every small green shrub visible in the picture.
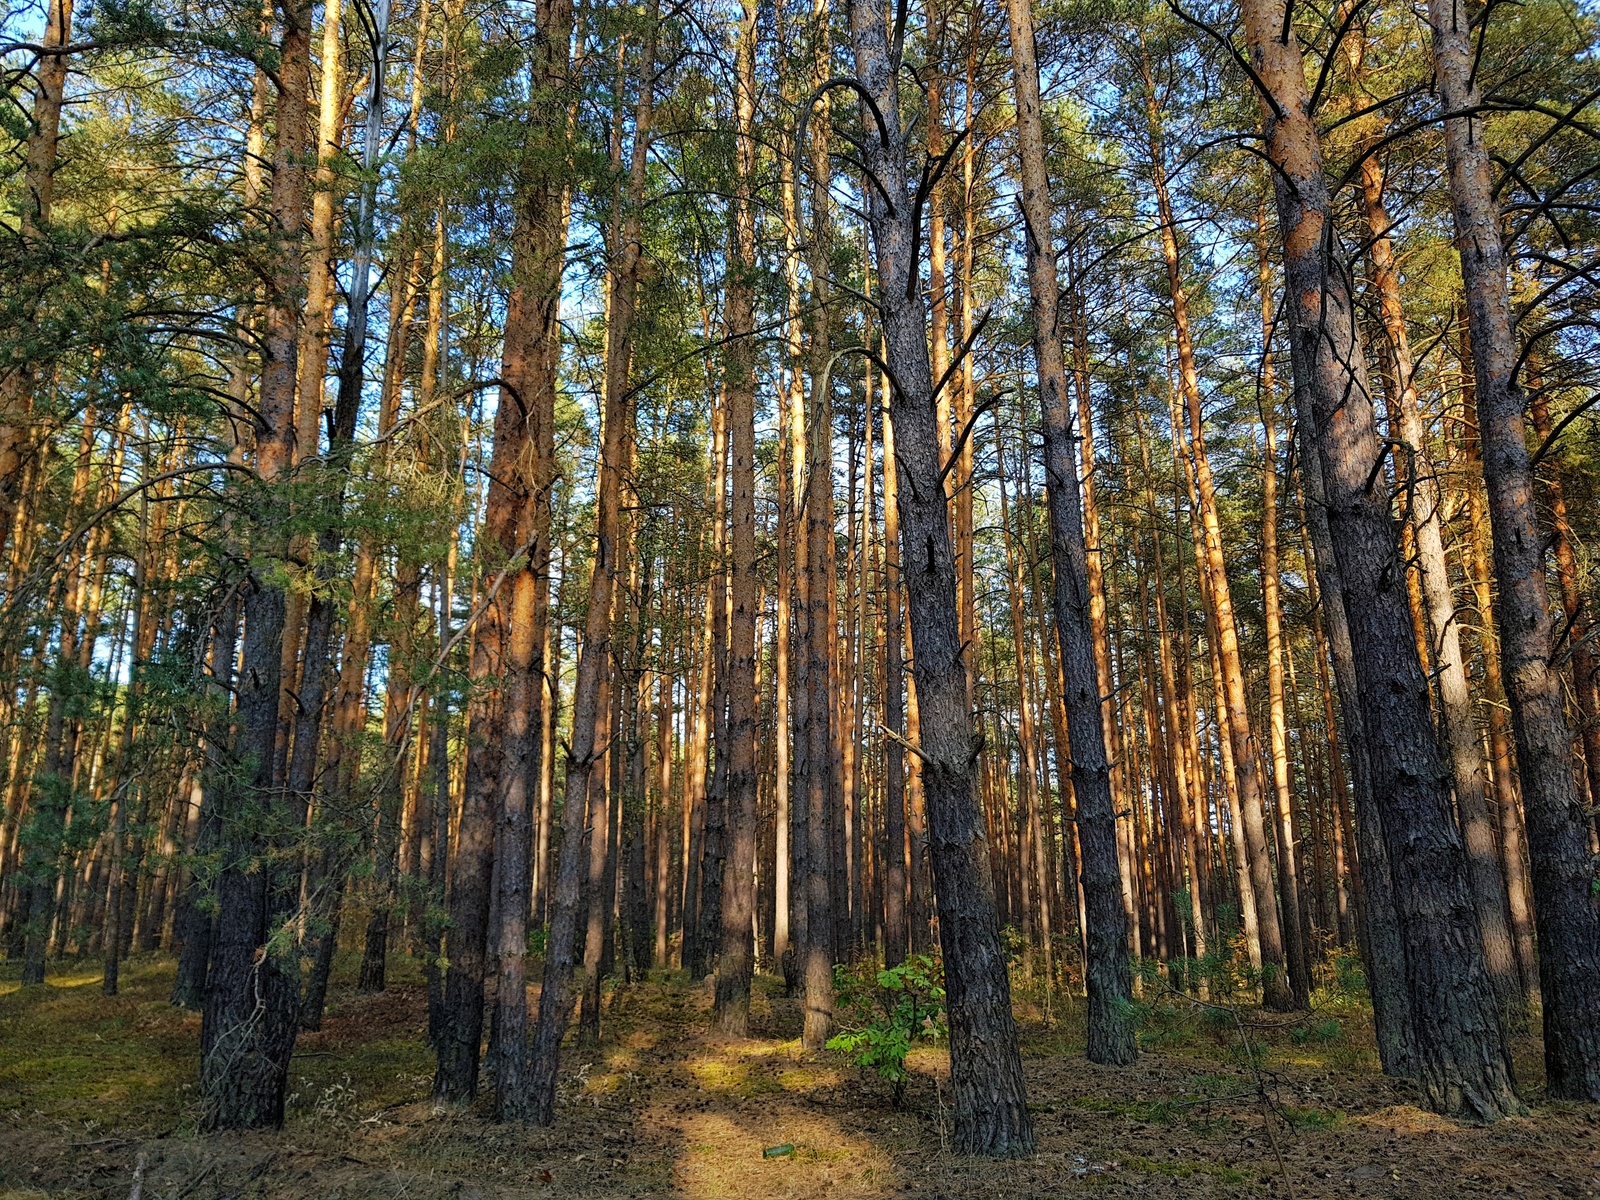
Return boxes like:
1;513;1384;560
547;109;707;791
1290;1018;1343;1046
827;954;947;1106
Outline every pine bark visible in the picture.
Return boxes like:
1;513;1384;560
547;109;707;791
1006;0;1134;1059
1346;73;1525;1013
526;8;653;1123
1427;0;1600;1099
198;0;314;1130
1237;0;1520;1118
488;0;574;1119
0;0;73;561
1144;86;1292;1008
849;0;1035;1151
713;0;761;1036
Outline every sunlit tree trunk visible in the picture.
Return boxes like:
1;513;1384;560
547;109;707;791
1144;75;1291;1007
1255;225;1311;1008
1237;0;1519;1118
0;0;73;563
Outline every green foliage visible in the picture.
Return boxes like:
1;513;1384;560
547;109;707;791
1289;1018;1344;1047
526;924;549;960
826;954;947;1106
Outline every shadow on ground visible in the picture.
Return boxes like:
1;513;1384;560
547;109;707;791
2;955;1597;1198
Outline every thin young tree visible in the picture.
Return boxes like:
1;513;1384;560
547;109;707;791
1005;0;1137;1064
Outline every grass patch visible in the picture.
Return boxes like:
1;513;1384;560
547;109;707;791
0;956;195;1132
1278;1103;1345;1129
1123;1153;1252;1184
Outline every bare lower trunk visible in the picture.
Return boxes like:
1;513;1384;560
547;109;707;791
1294;423;1417;1078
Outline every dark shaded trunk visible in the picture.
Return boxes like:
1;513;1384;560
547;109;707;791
526;8;652;1122
197;0;314;1131
298;876;346;1030
713;0;760;1034
171;594;241;1010
1007;0;1137;1063
1293;417;1417;1078
1427;0;1600;1100
847;0;1034;1153
1349;95;1524;1015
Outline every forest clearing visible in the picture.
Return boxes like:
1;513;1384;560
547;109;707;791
5;954;1598;1198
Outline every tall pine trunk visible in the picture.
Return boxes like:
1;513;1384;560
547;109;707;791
847;0;1034;1152
713;0;761;1036
1427;0;1600;1099
198;0;314;1130
1237;0;1519;1119
526;8;654;1123
1006;0;1135;1063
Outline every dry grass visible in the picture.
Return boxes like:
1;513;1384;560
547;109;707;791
2;953;1597;1199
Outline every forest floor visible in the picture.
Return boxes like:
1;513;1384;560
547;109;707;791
1;953;1597;1199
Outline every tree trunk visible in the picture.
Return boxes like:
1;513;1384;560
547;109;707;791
878;374;910;972
526;7;653;1123
1427;0;1600;1099
198;0;314;1130
849;0;1034;1152
714;0;761;1036
1009;0;1135;1054
1348;81;1525;1014
1255;234;1311;1009
486;0;573;1119
1237;0;1520;1118
1528;389;1600;837
0;0;73;560
1294;411;1417;1077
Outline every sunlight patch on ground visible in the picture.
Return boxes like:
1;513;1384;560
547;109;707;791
688;1058;781;1097
0;967;106;998
660;1107;893;1199
1353;1104;1501;1135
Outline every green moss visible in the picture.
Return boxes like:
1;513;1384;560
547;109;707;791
0;957;194;1132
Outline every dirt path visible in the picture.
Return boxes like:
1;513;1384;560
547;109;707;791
2;959;1597;1198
